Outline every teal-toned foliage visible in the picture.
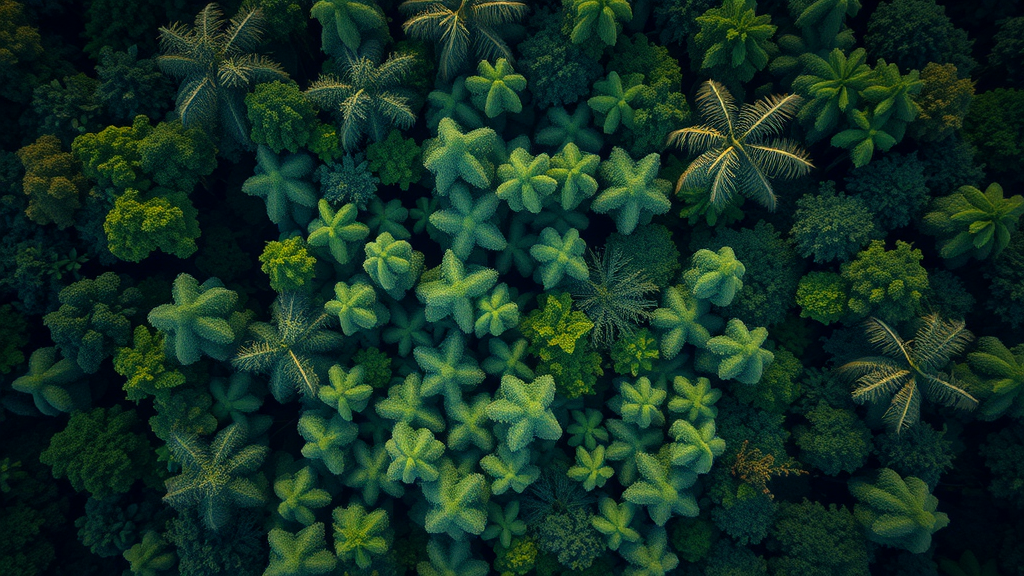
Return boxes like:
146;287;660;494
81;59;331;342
623;452;699;526
567;409;609;451
426;77;485;132
418;538;490;576
547;143;600;210
496;149;558;214
487;374;562;451
429;185;506;258
536;107;604;154
423;118;499;195
363;233;423;299
587;72;644;135
794;402;871;475
310;0;386;56
701;319;774;385
683;247;745;307
593;147;671;235
568;0;632;45
345;441;405;505
480;445;540;495
530;227;588;290
621;527;679;576
482;502;527;548
475;283;520;337
306;200;370;265
385;421;445;483
298;411;358;475
651;286;722;360
242;146;318;228
465;58;526;118
611;376;666;429
692;0;777;85
148;273;241;365
415;332;486;400
421;461;488;539
163;422;269;532
446;393;495;451
324;280;387;336
320;365;372;421
416;249;499;333
848;468;948;553
265;523;337;576
275;466;331;526
375;373;446;432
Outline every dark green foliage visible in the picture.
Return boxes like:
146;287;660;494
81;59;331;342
911;63;975;143
694;221;803;327
962;88;1024;176
794;402;871;475
796;271;849;325
165;508;267;576
668;516;714;563
990;17;1024;85
985;232;1024;328
365;129;423;190
266;523;337;576
767;500;870;576
466;58;526;118
40;405;155;498
233;293;344;402
653;0;717;45
75;495;154;558
150;385;219;443
837;315;975;434
864;0;975;75
518;10;603;108
0;0;49;105
123;530;177;576
310;0;386;57
316;156;379;207
917;135;986;194
399;0;528;81
520;292;603;398
0;304;28;374
791;182;876;263
157;3;288;149
605;224;681;289
243;146;318;229
733;345;801;412
352;348;392;389
95;46;174;123
43;272;142;374
704;540;767;576
136;119;218;192
24;73;102;146
163;422;269;532
981;424;1024;509
535;507;603;571
792;48;874;144
873;423;955;488
572;248;658;347
844;152;929;231
840;240;928;323
245;81;318;154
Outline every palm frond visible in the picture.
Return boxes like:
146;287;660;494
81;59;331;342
912;314;974;374
210;421;247;465
744;140;814;180
402;5;452;40
706;146;740;208
675;149;719;193
194;3;225;42
735;147;776;210
232;340;280;373
850;366;912;404
920;372;978;412
304;75;351;109
158;23;194;55
339;90;373;149
398;0;446;15
472;1;529;27
472;24;514;64
862;317;913;364
222;5;265;56
375;92;417;128
881;379;920;434
375;53;418;87
738;93;804;141
176;76;218;129
435;11;471;80
666;125;725;154
694;80;738;136
156;54;202;79
220;94;252;150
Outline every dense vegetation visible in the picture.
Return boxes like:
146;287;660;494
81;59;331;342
1;0;1023;574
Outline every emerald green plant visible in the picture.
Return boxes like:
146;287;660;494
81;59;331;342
385;421;445;483
345;441;405;505
429;185;506;259
480;445;540;494
837;315;976;434
416;249;499;333
593;147;672;235
465;58;526;118
622;452;698;526
693;0;777;85
446;393;495;451
535;106;604;154
496;149;558;214
568;445;615;490
530;227;589;290
363;233;423;299
266;523;337;576
423;117;499;195
651;286;723;360
848;468;948;553
422;461;488;539
475;283;520;337
667;376;721;425
375;373;446;433
298;410;358;475
792;48;874;143
587;72;644;135
568;0;632;45
418;539;490;576
332;503;390;568
700;318;774;385
482;502;527;548
148;273;241;365
922;183;1024;265
306;200;370;265
667;418;726;474
683;247;745;307
324;280;387;336
415;332;486;400
426;77;485;131
310;0;387;56
242;146;317;228
548;142;600;210
573;248;658;347
611;377;666;429
967;337;1024;420
487;374;562;452
320;365;372;421
591;497;640;551
275;466;331;526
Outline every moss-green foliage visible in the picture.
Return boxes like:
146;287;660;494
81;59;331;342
840;240;928;323
17;134;87;229
40;405;155;498
922;183;1023;265
266;522;337;576
363;232;423;299
259;237;317;293
873;423;955;489
911;63;974;143
243;146;318;229
699;319;774;385
610;330;660;378
307;199;370;265
594;147;672;235
791;182;876;263
587;71;644;135
147;273;243;365
466;58;526;118
487;374;562;451
794;402;871;476
416;249;498;333
310;0;387;56
299;410;358;475
792;48;875;144
520;292;604;399
72;115;151;191
796;271;849;325
692;0;777;87
733;345;802;412
114;326;187;401
530;227;588;290
768;500;870;576
605;224;681;289
431;186;506;258
245;81;318;154
421;461;487;539
496;149;558;214
365;129;423;190
423;118;499;196
536;108;604;155
104;188;200;262
980;424;1024;509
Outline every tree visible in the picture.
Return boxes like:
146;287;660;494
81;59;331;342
496;149;558;214
651;286;722;360
245;81;318;153
306;200;369;265
482;502;527;548
790;183;876;263
547;142;600;210
363;233;423;299
837;315;976;433
922;183;1023;265
17;134;87;229
568;445;615;490
163;422;269;532
265;523;337;576
375;373;446;432
474;283;519;337
40;405;155;498
792;48;874;144
667;80;813;211
11;347;89;416
612;377;666;428
465;58;526;118
398;0;528;81
487;374;562;451
683;247;745;307
591;497;640;551
157;3;288;148
332;504;389;568
259;237;317;293
967;337;1024;420
840;240;928;323
530;227;589;290
323;280;387;336
593;147;671;235
305;51;417;150
148;273;242;365
344;441;405;505
668;419;726;474
114;326;187;402
418;538;490;576
587;72;644;135
621;527;679;576
123;531;177;576
622;452;699;526
668;376;721;425
572;248;658;346
568;0;632;45
848;468;948;553
242;146;317;228
298;411;358;475
233;293;344;402
421;461;488;539
319;365;372;421
692;0;777;86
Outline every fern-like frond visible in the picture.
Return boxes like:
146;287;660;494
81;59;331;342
912;314;973;374
850;366;912;405
862;317;913;365
472;24;514;63
158;23;194;55
472;1;529;27
694;80;737;136
375;92;417;127
305;75;350;109
232;340;281;373
666;126;726;155
194;3;225;42
882;379;920;434
156;54;202;79
402;5;452;41
375;53;417;87
435;11;471;80
706;146;740;208
220;94;252;150
219;54;287;89
744;141;814;180
736;147;776;210
919;372;978;412
176;76;218;128
737;93;804;141
222;5;265;56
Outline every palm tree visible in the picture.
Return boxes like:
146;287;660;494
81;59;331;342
837;315;977;434
667;80;813;211
398;0;528;81
157;3;288;148
571;248;658;348
305;51;417;151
